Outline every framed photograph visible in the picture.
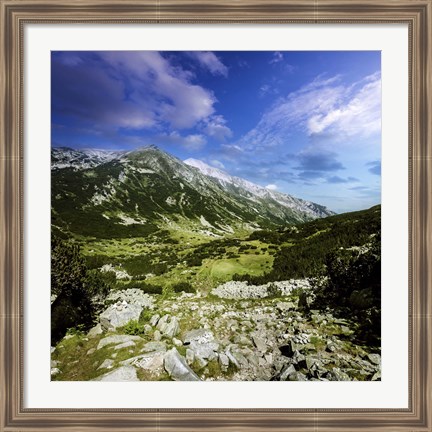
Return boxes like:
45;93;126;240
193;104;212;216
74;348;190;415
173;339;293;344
1;0;431;430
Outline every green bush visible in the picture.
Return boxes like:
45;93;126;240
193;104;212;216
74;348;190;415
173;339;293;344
51;236;99;344
122;320;146;335
172;282;195;293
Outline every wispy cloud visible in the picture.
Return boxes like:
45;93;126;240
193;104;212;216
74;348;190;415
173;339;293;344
327;176;359;184
269;52;283;64
153;132;207;151
237;72;381;152
187;51;229;77
295;149;345;172
201;115;233;141
367;160;381;175
209;159;225;169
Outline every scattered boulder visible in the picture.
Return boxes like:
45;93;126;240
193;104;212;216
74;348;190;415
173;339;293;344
184;329;219;360
164;348;201;381
218;353;229;370
93;366;139;382
51;367;60;376
157;315;180;338
367;353;381;365
186;349;195;365
87;323;103;338
122;352;165;373
97;334;143;350
114;340;136;350
184;329;214;344
149;314;160;327
141;341;166;353
99;301;143;331
280;364;296;381
98;359;115;370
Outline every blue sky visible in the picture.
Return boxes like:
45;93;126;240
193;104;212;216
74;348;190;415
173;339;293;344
52;51;381;213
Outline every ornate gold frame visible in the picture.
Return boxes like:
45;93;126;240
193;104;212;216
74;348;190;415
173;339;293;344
1;1;431;430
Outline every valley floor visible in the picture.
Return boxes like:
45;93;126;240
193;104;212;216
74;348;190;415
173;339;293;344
51;280;381;382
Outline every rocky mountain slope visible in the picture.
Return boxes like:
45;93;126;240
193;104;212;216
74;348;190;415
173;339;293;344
51;280;381;382
51;205;381;382
51;146;334;239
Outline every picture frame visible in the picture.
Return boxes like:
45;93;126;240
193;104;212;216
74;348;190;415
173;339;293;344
0;0;431;430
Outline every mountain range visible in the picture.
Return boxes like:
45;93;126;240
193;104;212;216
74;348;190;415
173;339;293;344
51;146;334;239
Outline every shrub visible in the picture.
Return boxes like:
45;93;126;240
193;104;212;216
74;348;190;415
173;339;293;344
122;320;145;335
172;282;195;293
51;236;96;344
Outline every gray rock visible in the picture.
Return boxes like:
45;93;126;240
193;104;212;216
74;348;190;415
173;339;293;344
50;347;56;354
51;368;60;376
87;323;103;338
86;348;96;356
246;353;260;367
264;353;273;365
190;340;219;360
234;335;253;346
372;371;381;381
157;315;180;338
99;301;143;330
329;367;351;381
230;350;249;367
149;314;160;327
114;340;136;350
122;352;165;373
105;289;154;309
164;348;200;381
141;341;166;353
288;371;307;381
93;366;139;382
98;359;115;370
164;317;180;338
97;334;142;350
252;334;267;352
184;328;215;344
280;364;296;381
153;330;162;341
173;338;183;347
186;348;195;365
276;302;296;312
143;324;152;334
218;353;229;370
367;353;381;365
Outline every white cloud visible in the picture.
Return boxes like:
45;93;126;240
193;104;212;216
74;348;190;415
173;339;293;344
99;51;216;129
187;51;228;77
238;73;381;152
307;74;381;136
265;184;278;190
154;132;207;151
270;52;283;64
209;159;225;169
202;115;233;141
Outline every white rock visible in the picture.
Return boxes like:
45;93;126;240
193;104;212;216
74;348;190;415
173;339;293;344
164;348;200;381
97;335;142;350
93;366;139;382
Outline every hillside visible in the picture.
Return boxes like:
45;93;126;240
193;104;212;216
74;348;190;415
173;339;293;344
51;146;334;240
51;191;381;382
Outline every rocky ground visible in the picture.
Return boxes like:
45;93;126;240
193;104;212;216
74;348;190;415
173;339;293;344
51;281;381;382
